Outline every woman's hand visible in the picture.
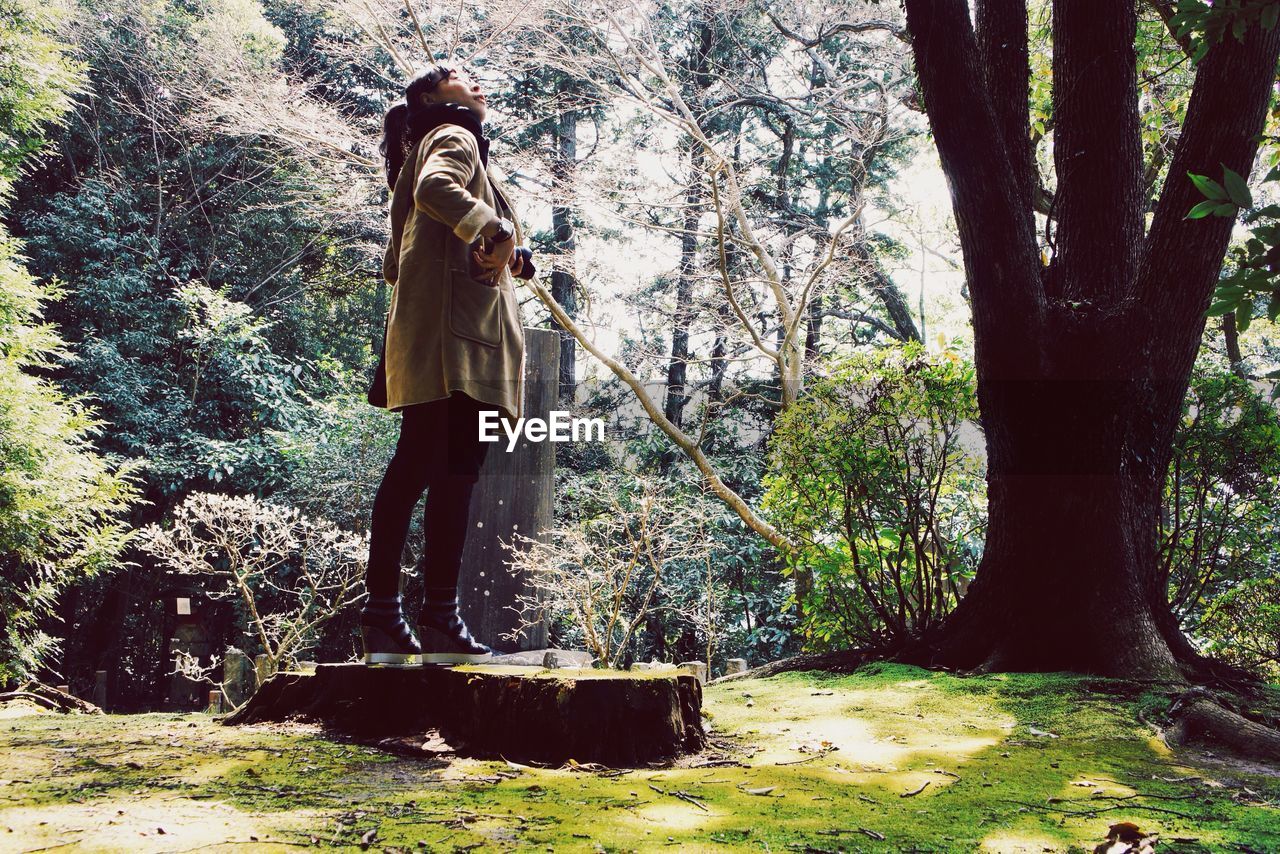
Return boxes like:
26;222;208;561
471;235;516;285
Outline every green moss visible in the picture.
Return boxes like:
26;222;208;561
2;668;1278;852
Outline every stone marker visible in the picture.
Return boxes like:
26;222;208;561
93;670;107;708
459;328;558;653
726;658;748;675
630;659;672;673
222;648;252;708
207;690;222;714
254;653;274;690
480;648;594;668
486;649;545;667
543;649;594;669
677;661;708;684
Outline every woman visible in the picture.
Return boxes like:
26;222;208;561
361;64;533;666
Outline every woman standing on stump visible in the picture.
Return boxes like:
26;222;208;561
362;64;534;666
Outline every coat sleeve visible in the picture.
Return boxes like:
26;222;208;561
414;127;497;244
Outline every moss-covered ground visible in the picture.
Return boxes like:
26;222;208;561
1;663;1277;852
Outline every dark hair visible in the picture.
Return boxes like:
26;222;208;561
379;65;453;189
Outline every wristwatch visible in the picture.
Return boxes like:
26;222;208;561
490;217;514;243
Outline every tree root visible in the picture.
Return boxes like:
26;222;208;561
1165;688;1280;763
0;682;102;714
707;648;873;683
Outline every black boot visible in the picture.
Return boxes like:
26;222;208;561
360;594;422;667
416;586;493;664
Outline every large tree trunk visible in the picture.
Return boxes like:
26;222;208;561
550;100;579;404
905;369;1181;678
663;139;702;433
897;0;1280;689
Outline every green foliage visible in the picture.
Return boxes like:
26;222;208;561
1163;365;1280;676
0;237;141;686
1167;0;1280;64
1199;575;1280;678
762;343;985;650
267;382;396;533
14;0;381;506
170;283;307;492
0;0;139;686
1189;163;1280;345
1172;8;1280;339
0;0;84;180
19;178;310;498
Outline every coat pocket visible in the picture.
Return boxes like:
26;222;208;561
448;267;504;348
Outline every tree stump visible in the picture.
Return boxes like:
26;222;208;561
222;663;705;766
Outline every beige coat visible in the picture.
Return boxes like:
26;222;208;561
382;123;527;421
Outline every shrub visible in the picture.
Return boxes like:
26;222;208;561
763;343;985;650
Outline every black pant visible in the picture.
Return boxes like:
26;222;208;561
365;391;492;599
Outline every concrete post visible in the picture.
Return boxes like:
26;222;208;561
93;670;107;708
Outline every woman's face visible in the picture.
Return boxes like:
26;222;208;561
424;68;487;121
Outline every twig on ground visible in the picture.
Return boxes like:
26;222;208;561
648;783;709;811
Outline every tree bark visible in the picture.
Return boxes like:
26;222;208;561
1166;694;1280;761
1222;314;1246;377
663;139;702;432
898;0;1280;689
550;104;579;404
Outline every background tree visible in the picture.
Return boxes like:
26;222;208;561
138;492;367;680
0;0;139;687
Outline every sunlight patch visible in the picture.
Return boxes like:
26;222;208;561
0;796;324;851
981;826;1067;851
627;799;719;830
